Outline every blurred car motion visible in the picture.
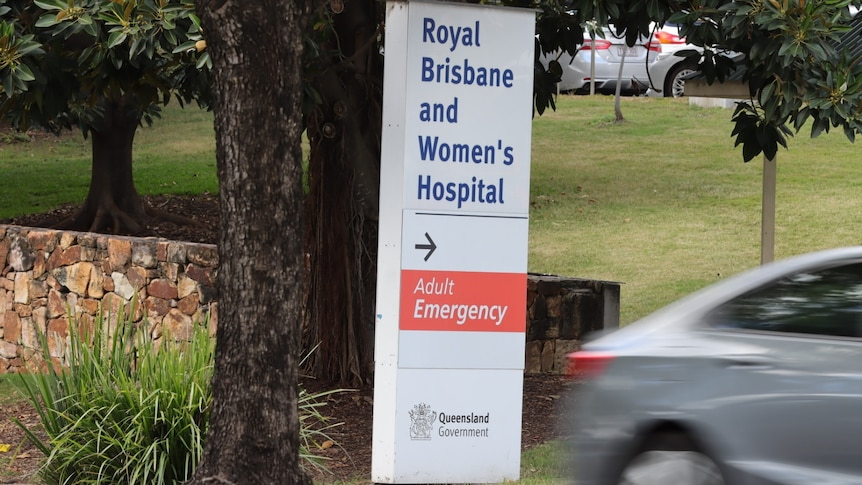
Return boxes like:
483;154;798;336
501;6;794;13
542;26;660;94
567;246;862;485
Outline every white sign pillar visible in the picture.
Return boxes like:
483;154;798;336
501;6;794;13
372;1;534;483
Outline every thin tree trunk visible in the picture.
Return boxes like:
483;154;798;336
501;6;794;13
189;1;311;484
614;48;626;122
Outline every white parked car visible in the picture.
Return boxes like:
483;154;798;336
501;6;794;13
651;23;687;53
542;26;660;94
646;49;700;97
646;48;744;98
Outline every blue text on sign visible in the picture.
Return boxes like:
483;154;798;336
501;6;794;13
423;18;481;52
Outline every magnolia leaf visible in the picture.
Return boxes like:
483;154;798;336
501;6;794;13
188;12;201;31
843;124;855;142
34;13;60;28
173;40;197;53
17;41;46;57
164;29;177;45
16;63;36;82
129;36;142;56
107;30;127;48
33;0;65;11
548;59;563;80
760;81;775;104
762;139;779;160
195;51;211;69
811;118;828;138
2;75;13;97
81;20;97;37
742;139;762;162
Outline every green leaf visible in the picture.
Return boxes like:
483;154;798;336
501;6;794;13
34;14;60;28
130;36;143;57
811;118;828;138
172;40;197;53
188;13;201;31
843;124;855;142
107;31;127;49
742;138;762;162
164;29;177;46
2;74;14;97
32;0;65;11
195;52;210;69
16;63;36;82
548;59;563;80
760;81;775;105
82;22;98;37
16;41;45;57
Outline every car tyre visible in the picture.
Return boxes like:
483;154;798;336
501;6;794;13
616;434;725;485
663;63;696;98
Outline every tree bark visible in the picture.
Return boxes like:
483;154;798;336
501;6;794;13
188;1;311;484
303;0;382;386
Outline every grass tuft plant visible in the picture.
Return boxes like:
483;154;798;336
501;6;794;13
14;305;343;484
15;306;214;485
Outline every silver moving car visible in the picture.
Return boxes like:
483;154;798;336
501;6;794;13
567;246;862;485
545;28;660;94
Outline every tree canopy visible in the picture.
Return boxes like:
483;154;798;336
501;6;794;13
1;0;209;132
0;0;210;234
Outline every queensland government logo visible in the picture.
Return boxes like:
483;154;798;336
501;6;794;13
408;403;437;440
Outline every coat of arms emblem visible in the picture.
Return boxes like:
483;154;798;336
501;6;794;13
409;403;437;440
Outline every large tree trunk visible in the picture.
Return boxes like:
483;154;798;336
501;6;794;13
55;99;198;236
188;1;311;484
55;100;149;234
302;0;382;386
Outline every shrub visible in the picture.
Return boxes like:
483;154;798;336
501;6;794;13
15;306;341;484
16;306;214;485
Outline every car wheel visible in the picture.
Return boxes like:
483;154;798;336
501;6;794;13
664;63;696;98
617;434;725;485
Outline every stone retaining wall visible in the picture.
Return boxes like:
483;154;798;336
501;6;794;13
525;274;619;374
0;225;619;375
0;225;218;373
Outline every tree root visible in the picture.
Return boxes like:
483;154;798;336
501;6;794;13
52;198;205;236
54;204;144;235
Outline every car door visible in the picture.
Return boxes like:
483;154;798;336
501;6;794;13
702;260;862;483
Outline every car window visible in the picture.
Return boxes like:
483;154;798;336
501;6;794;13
706;262;862;337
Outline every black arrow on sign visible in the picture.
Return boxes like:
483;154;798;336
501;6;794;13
415;232;437;261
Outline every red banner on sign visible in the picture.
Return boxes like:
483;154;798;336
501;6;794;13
399;269;525;332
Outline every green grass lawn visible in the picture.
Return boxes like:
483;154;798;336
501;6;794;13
0;102;217;220
4;93;862;483
529;95;862;324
